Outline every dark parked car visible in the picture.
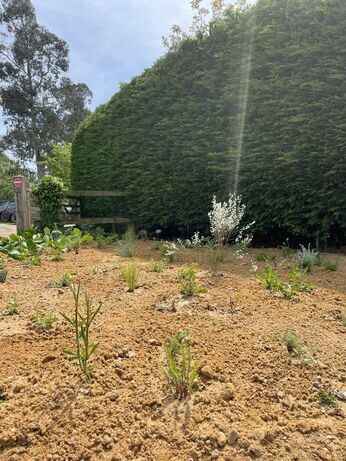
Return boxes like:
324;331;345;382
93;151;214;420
0;202;41;223
0;201;16;222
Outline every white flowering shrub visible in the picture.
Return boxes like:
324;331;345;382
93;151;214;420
177;232;207;249
161;241;179;262
208;193;253;246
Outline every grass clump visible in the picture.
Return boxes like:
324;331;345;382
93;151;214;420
323;260;338;271
256;250;276;262
61;283;102;380
180;263;207;296
0;258;8;283
52;271;73;288
151;260;165;273
161;331;198;400
121;264;138;292
207;241;225;274
116;227;136;258
318;387;336;406
31;312;56;330
5;296;20;316
284;330;302;355
296;244;320;272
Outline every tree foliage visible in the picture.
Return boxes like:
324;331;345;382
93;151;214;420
41;143;72;189
0;0;92;177
72;0;346;244
0;152;32;200
32;176;64;229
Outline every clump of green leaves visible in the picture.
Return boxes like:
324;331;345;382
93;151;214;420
341;317;346;327
284;330;302;355
324;260;338;271
0;258;8;283
180;263;207;296
52;271;73;288
61;284;102;380
152;241;164;251
256;250;276;262
67;227;93;254
138;229;148;240
161;331;198;400
121;264;138;292
151;260;165;273
297;244;321;272
281;239;293;258
31;312;56;330
32;176;64;229
318;387;336;406
207;241;225;274
117;227;136;258
5;295;20;315
257;265;312;298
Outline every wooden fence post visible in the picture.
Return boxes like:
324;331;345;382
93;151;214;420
13;176;31;233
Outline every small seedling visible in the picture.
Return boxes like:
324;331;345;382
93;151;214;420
61;283;102;380
31;312;56;330
284;330;302;355
121;264;138;292
323;260;338;272
281;239;293;258
0;258;8;283
5;296;20;316
161;331;198;400
68;228;93;254
180;263;207;296
256;250;268;262
318;387;336;406
341;317;346;327
151;260;165;273
52;271;73;288
51;249;64;261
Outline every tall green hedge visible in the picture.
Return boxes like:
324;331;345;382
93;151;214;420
72;0;346;244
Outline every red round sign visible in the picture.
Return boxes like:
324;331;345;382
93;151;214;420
13;177;22;187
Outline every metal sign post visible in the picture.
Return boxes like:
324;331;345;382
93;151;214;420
13;176;31;233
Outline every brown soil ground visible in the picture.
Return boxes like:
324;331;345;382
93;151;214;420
0;242;345;461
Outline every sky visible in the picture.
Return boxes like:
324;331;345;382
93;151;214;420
32;0;195;110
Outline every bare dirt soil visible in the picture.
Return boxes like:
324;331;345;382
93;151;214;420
0;243;345;461
0;224;16;238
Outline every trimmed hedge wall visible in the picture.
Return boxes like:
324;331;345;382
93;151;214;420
72;0;346;244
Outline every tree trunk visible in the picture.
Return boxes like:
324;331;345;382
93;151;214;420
36;152;45;180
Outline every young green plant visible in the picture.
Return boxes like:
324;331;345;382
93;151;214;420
31;312;56;330
61;283;102;380
161;331;198;400
180;263;207;296
6;295;20;315
0;258;8;283
121;264;138;292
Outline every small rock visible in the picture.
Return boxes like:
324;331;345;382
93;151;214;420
277;391;285;399
200;365;214;380
107;392;120;402
148;339;160;346
249;445;262;458
210;449;220;459
219;383;235;401
216;432;227;448
334;391;346;401
42;355;56;364
228;429;239;445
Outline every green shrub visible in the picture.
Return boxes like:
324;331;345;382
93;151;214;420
318;388;336;406
324;260;338;271
151;260;165;273
138;229;148;240
67;228;93;254
180;263;207;296
161;331;198;400
121;264;138;292
31;312;56;330
32;176;64;229
257;265;312;298
61;283;102;380
297;244;320;272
